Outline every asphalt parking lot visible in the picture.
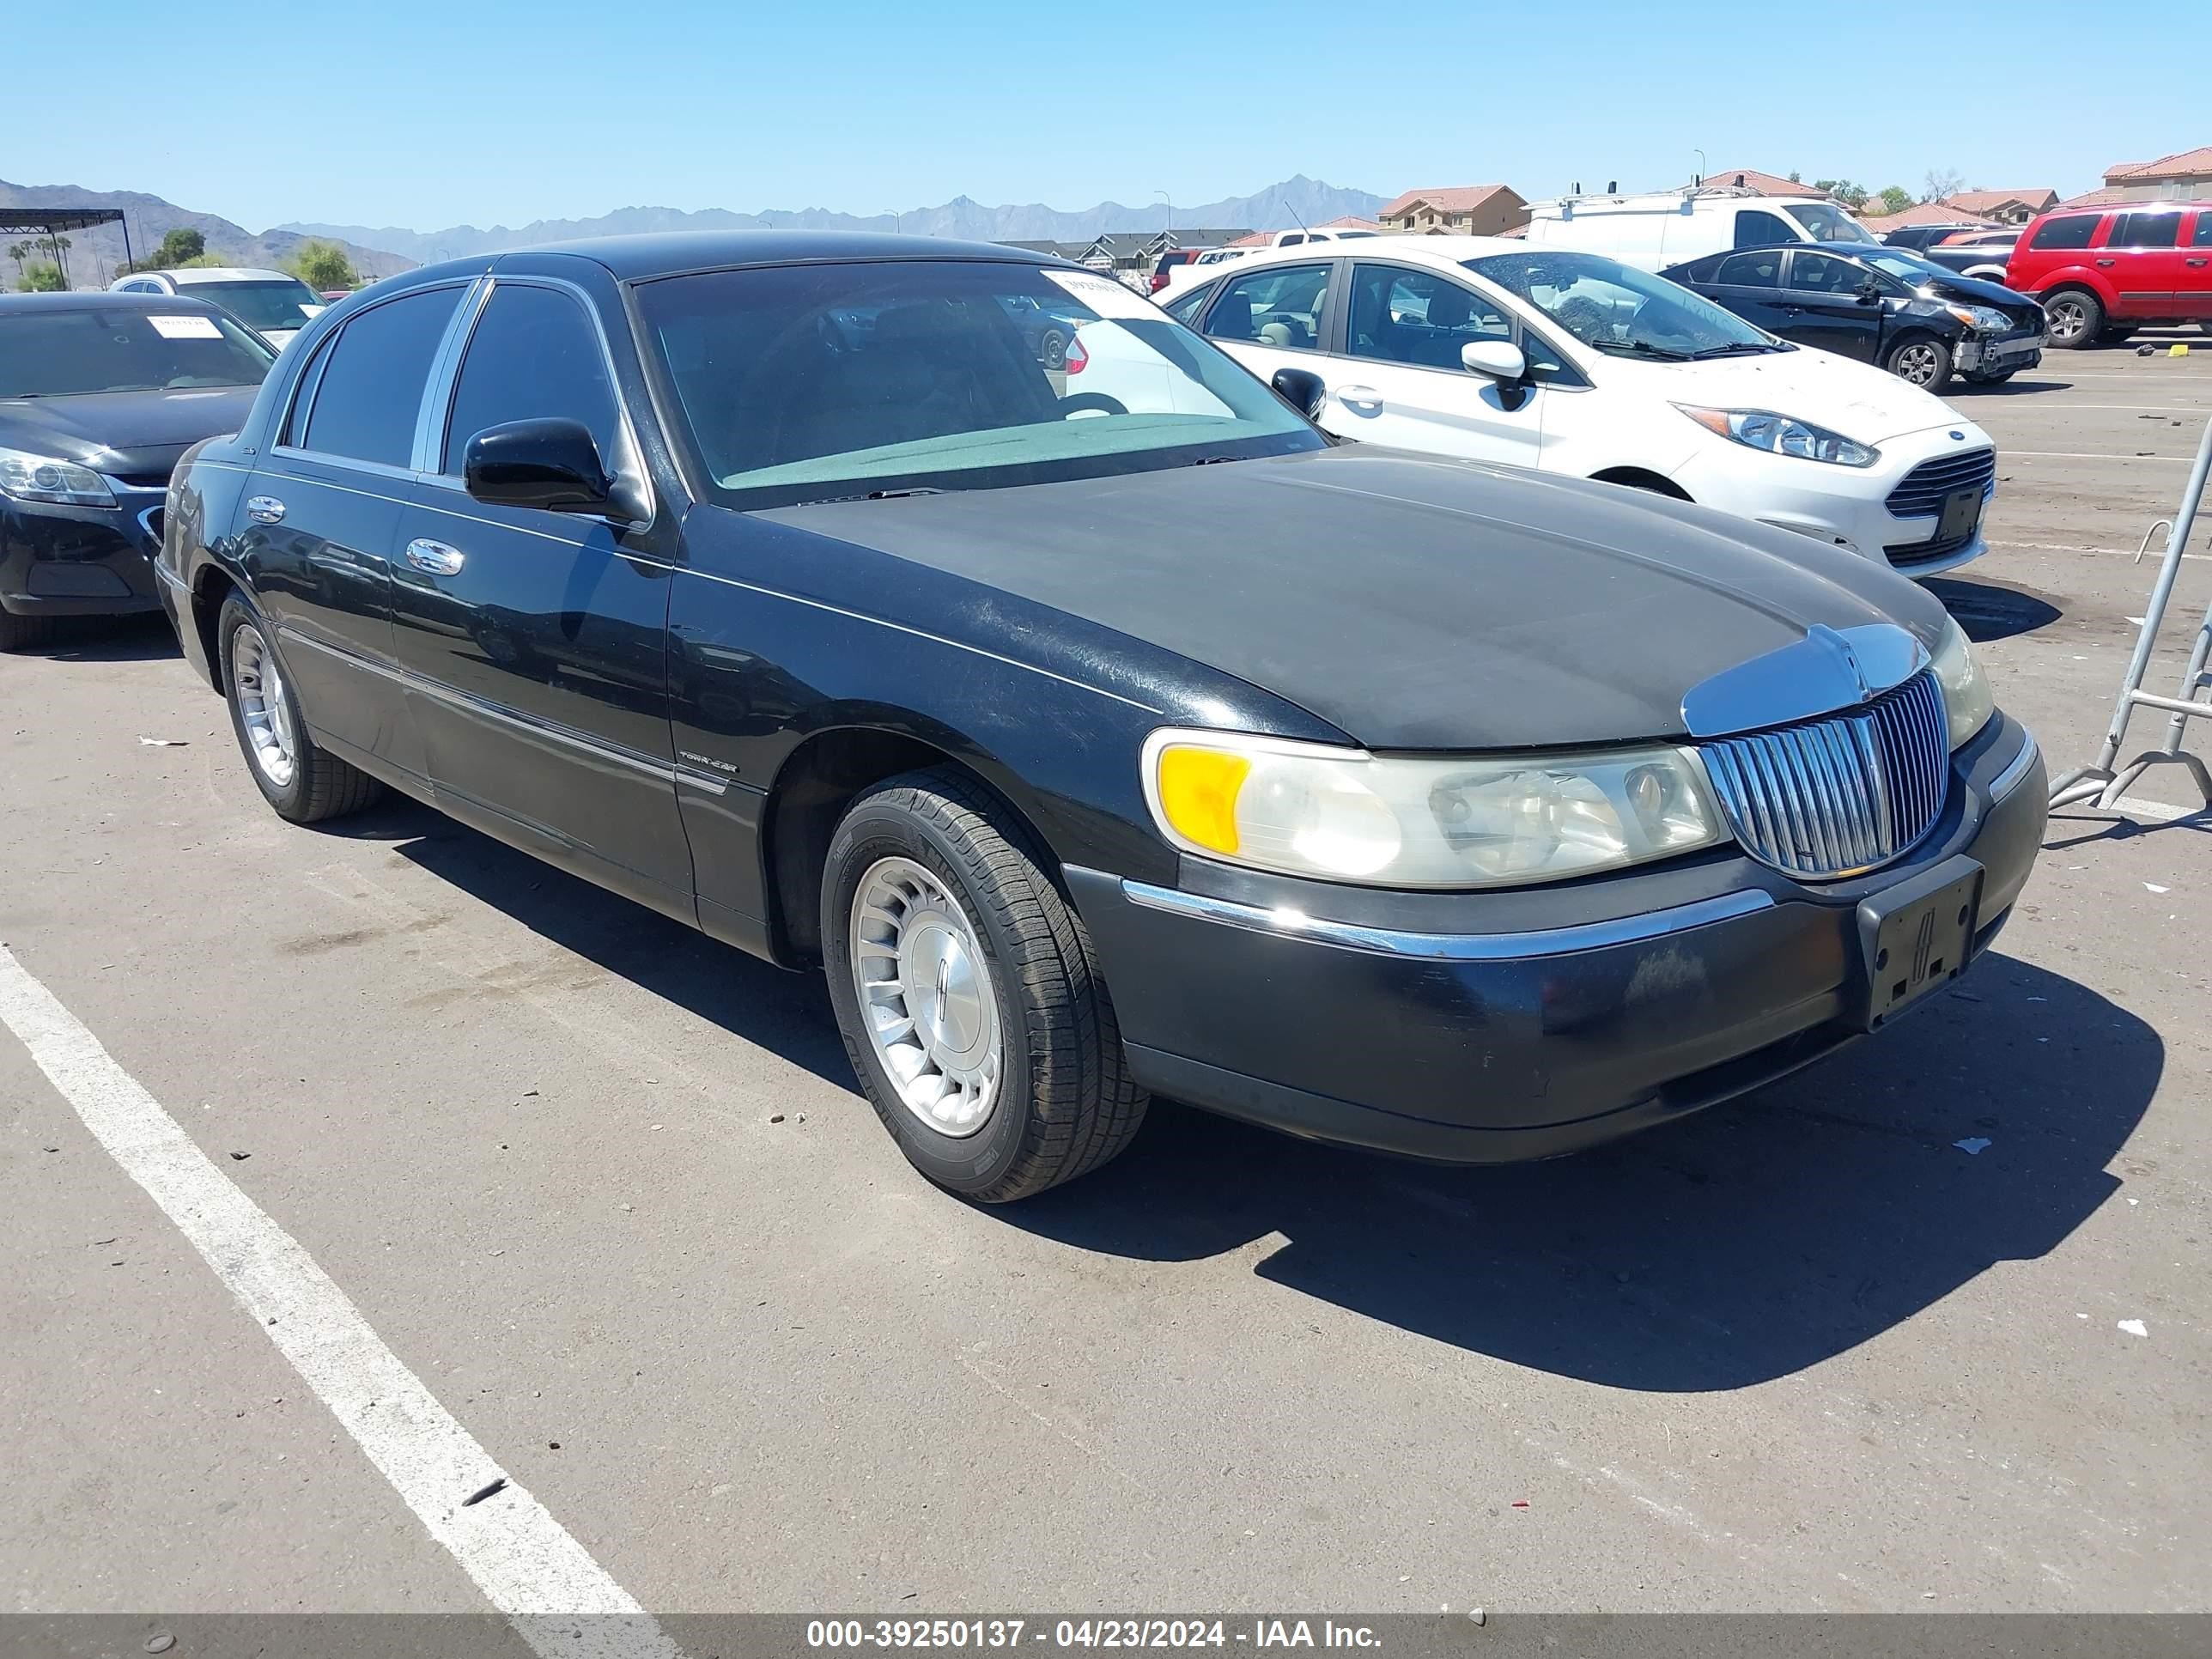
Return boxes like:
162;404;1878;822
4;341;2209;1626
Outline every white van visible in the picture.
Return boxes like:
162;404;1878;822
1522;189;1875;273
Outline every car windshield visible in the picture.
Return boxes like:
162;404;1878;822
636;259;1323;508
1790;204;1875;243
188;277;324;334
0;307;276;397
1464;251;1778;359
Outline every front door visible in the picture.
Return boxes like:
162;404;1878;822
2103;210;2192;321
1778;251;1888;364
1194;259;1334;404
236;283;470;781
386;278;692;920
1325;262;1547;467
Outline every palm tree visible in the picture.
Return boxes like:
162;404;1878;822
4;242;27;283
46;233;72;287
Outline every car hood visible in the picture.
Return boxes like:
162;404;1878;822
756;446;1951;750
1910;270;2034;308
1607;347;1966;445
0;385;258;483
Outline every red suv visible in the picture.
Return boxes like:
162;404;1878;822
2005;202;2212;347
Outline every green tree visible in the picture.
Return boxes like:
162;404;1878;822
150;227;207;267
1814;179;1870;210
4;242;28;282
1877;185;1914;216
18;260;66;292
283;239;359;292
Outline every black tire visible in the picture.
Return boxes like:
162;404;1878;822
2043;289;2102;349
216;593;381;823
821;768;1146;1202
2097;324;2136;346
1039;328;1068;370
1965;369;2018;386
1884;333;1954;392
0;610;63;653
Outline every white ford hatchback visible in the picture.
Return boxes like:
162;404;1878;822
1168;238;1996;577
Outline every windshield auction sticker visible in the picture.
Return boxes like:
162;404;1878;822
1042;270;1162;320
148;314;223;340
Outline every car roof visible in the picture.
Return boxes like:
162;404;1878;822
1205;234;1525;277
0;290;230;316
390;230;1077;288
161;266;300;283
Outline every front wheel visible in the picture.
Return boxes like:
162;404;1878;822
1965;369;2018;386
2043;289;2103;349
1885;334;1954;392
821;769;1146;1202
0;610;62;653
218;594;381;823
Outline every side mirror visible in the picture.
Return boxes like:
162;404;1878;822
1461;339;1528;381
464;418;625;518
1271;367;1328;420
1856;276;1885;305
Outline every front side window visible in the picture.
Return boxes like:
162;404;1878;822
1713;250;1782;287
635;260;1321;510
1734;210;1794;250
299;286;463;467
2111;212;2181;249
1346;265;1510;369
191;277;325;335
1787;252;1866;295
1201;263;1330;349
0;307;273;398
1787;203;1875;243
441;285;618;474
1467;251;1779;360
2029;214;2099;251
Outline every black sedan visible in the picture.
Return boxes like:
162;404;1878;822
161;233;2046;1201
1662;242;2046;392
1;292;275;651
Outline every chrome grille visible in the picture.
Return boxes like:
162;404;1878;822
1698;672;1949;879
1885;450;1996;519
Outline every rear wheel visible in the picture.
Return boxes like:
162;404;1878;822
1885;334;1954;392
0;610;62;653
2043;289;2102;349
218;594;381;823
821;768;1146;1202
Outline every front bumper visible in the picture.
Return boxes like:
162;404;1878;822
1068;714;2045;1164
1;486;166;619
1675;422;1994;580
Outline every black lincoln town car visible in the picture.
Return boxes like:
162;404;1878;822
1;292;275;651
156;232;2047;1201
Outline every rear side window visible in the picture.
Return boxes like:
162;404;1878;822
301;287;464;467
441;284;618;474
2028;215;2099;252
2111;212;2181;249
1201;264;1331;349
1733;210;1794;250
1714;250;1782;287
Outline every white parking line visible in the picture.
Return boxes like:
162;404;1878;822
0;943;684;1659
2002;449;2197;461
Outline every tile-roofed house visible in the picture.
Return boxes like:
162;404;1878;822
1939;189;2057;223
1378;186;1528;235
1679;168;1827;199
2063;149;2212;207
1858;201;1998;237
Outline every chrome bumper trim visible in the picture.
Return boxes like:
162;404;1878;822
1116;879;1774;962
1989;730;2040;801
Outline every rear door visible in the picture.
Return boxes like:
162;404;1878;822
242;282;470;780
390;276;692;920
1777;250;1887;363
2103;210;2191;319
1698;248;1793;337
2186;211;2212;314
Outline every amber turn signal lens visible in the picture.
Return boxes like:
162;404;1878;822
1153;746;1251;854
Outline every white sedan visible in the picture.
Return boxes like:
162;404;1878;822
1164;238;1996;577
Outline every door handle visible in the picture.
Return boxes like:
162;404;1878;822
1336;385;1383;413
404;538;466;576
2095;258;2115;267
2188;258;2209;267
244;495;285;525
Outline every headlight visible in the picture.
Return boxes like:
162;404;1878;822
0;445;116;508
1143;730;1727;888
1929;617;1994;750
1674;406;1879;468
1945;304;2011;332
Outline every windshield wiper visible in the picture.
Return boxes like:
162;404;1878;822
1690;342;1784;358
1188;455;1244;466
1592;339;1693;361
790;485;948;507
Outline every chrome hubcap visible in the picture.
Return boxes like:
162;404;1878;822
1898;343;1941;384
231;623;296;788
2049;301;2086;340
848;856;1001;1137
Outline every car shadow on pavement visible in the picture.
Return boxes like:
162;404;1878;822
339;797;858;1092
21;613;179;662
1923;576;2064;641
1005;953;2158;1392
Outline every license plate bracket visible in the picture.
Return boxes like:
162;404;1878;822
1935;485;1984;544
1855;856;1984;1029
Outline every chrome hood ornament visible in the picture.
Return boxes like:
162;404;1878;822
1681;623;1929;738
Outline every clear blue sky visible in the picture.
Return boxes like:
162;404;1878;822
11;0;2205;232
